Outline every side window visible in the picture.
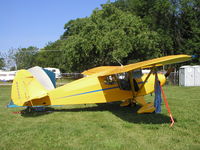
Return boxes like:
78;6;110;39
132;69;143;78
116;73;131;90
104;75;117;85
103;70;142;92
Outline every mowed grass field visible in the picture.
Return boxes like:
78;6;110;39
0;85;200;150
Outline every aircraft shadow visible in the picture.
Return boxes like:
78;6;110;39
21;102;174;124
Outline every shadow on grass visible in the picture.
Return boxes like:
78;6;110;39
21;102;174;124
20;110;53;117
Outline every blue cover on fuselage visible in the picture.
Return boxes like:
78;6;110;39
43;69;56;88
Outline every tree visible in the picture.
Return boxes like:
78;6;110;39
0;58;5;69
13;46;38;69
114;0;200;63
178;0;200;64
60;4;161;72
34;40;66;71
114;0;176;55
29;0;199;72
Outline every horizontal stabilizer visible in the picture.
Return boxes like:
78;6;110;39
7;100;22;108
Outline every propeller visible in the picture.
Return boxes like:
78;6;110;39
165;67;174;78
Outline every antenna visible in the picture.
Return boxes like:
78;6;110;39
113;56;123;67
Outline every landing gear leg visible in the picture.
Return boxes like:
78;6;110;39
120;98;136;107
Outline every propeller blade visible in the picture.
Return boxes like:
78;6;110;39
165;67;174;77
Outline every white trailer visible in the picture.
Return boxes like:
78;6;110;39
44;67;61;79
179;65;200;86
193;65;200;86
0;71;17;81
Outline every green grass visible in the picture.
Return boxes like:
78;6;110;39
0;85;200;150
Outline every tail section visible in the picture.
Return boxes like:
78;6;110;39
10;66;55;107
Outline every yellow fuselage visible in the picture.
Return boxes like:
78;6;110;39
22;73;166;107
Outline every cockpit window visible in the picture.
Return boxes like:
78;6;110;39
115;73;127;80
103;71;141;92
132;69;143;78
104;75;117;85
116;73;131;90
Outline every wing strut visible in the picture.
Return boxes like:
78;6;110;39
128;71;136;96
136;67;155;95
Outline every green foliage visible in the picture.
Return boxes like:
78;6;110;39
114;0;200;63
0;57;5;69
13;46;38;69
34;40;65;71
42;0;199;72
177;0;200;64
60;4;161;72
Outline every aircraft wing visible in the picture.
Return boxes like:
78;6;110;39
89;55;191;77
82;66;120;76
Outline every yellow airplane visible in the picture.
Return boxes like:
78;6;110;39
9;54;191;114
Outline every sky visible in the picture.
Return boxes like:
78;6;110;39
0;0;115;52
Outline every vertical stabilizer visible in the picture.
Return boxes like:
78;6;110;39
11;66;56;106
28;66;55;90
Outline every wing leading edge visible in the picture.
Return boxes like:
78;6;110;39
82;66;120;76
83;55;191;77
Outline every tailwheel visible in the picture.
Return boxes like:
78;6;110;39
21;106;46;114
21;106;34;114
